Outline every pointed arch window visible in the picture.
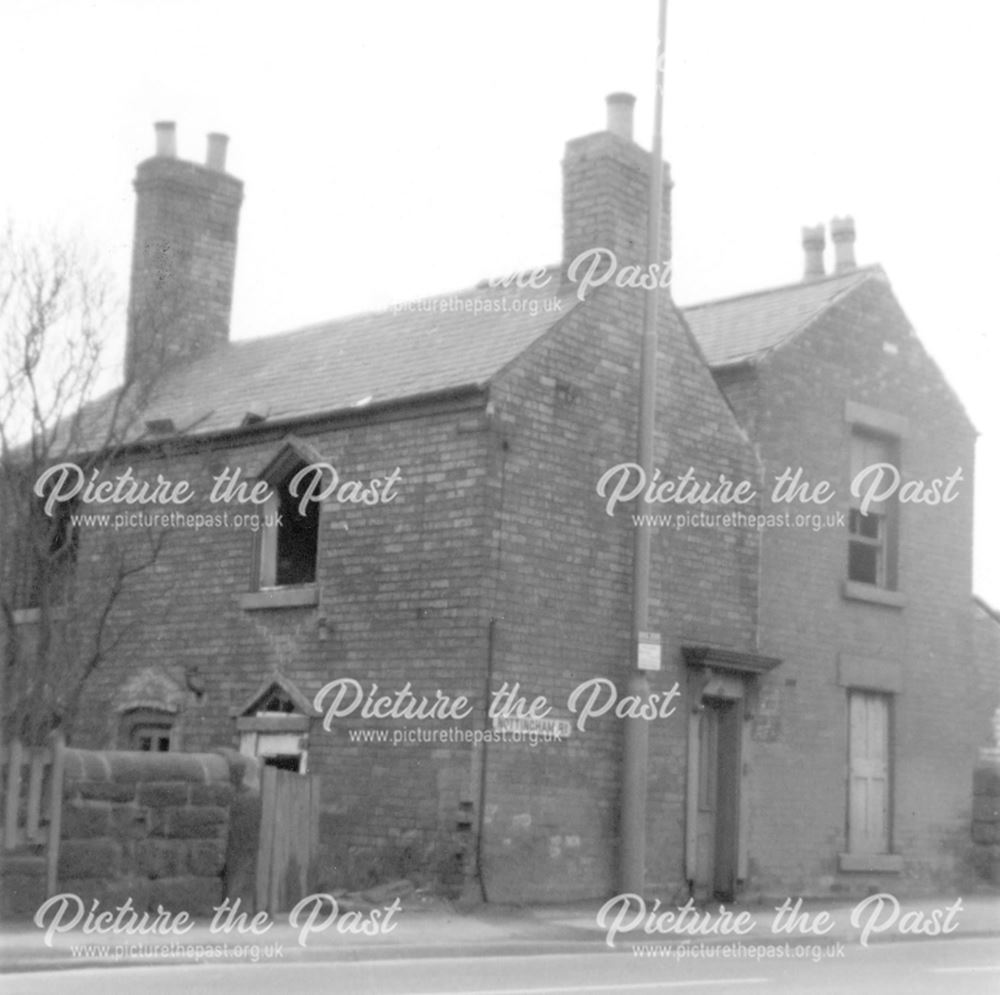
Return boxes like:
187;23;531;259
253;436;325;590
234;675;319;774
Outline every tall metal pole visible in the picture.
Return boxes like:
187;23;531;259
621;0;668;896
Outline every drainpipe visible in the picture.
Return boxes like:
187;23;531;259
476;421;509;902
475;617;498;902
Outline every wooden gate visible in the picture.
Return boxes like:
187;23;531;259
255;765;320;913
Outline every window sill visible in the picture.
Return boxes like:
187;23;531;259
239;587;319;611
841;581;906;609
838;852;904;873
12;606;69;624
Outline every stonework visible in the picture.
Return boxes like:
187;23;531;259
57;749;235;914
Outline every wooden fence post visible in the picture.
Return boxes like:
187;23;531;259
45;730;65;897
3;738;24;851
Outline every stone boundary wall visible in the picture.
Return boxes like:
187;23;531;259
58;749;237;913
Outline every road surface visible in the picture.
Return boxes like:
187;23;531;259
2;937;998;994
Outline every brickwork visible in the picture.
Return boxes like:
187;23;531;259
562;131;671;270
715;275;985;896
971;760;1000;883
481;284;761;899
478;126;760;900
24;109;991;905
69;402;493;892
126;155;243;380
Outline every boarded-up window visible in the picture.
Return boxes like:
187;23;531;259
847;690;890;854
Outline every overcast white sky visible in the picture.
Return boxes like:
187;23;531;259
3;0;998;603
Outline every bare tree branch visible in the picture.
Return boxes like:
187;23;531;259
0;226;180;745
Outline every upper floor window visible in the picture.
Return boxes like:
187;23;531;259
254;437;324;590
15;484;79;610
263;462;319;587
848;429;898;589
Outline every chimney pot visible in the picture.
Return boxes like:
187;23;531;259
606;92;636;141
801;224;826;280
206;132;229;172
830;215;857;273
154;121;177;158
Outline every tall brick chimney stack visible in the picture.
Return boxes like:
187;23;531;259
830;216;857;273
125;122;243;382
801;224;826;280
561;93;672;281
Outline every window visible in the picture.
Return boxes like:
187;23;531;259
261;463;319;587
257;686;297;714
133;725;172;752
846;690;891;855
236;677;315;774
120;707;175;752
848;430;898;588
253;437;325;591
16;485;79;610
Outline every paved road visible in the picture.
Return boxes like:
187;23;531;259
2;937;998;994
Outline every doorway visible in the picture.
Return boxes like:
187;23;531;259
692;696;742;901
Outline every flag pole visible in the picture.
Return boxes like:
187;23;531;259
621;0;668;896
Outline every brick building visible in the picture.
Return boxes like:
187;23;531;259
9;96;997;902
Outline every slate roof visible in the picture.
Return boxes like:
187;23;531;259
75;264;890;449
682;266;884;367
80;280;580;446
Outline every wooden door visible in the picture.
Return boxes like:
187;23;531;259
848;691;889;854
256;765;320;913
713;699;742;900
693;698;742;901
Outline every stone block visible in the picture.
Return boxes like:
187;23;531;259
58;839;120;879
135;839;187;879
187;840;226;877
111;805;152;840
148;876;223;916
167;807;228;839
63;750;112;785
136;782;191;808
190;783;235;807
61;803;111;839
76;781;137;803
102;752;229;785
